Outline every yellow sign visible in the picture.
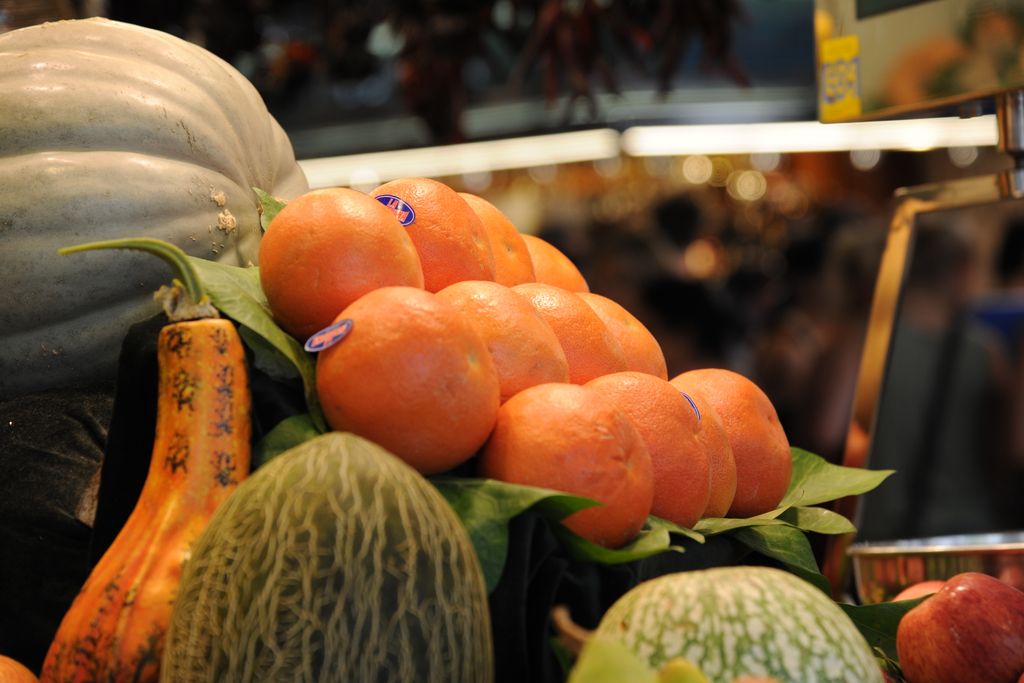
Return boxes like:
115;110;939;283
819;35;862;122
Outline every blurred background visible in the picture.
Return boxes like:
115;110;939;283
4;0;1024;537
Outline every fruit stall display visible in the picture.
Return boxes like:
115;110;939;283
3;17;1024;683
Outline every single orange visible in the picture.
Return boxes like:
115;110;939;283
371;177;496;291
578;292;668;380
670;368;792;517
315;286;500;475
521;233;590;292
665;384;737;518
511;282;628;384
258;187;424;341
436;280;569;403
478;382;653;548
0;655;38;683
459;192;536;286
586;372;711;528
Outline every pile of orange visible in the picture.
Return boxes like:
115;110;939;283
258;178;793;549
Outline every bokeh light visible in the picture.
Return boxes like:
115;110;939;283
593;156;623;179
850;148;882;171
528;164;557;184
709;157;733;187
750;152;782;173
948;146;979;168
682;238;719;279
461;170;493;193
681;155;713;184
727;170;768;201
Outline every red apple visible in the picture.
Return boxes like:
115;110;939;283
896;572;1024;683
892;579;946;601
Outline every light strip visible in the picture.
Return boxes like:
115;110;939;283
620;115;999;156
299;128;621;189
298;116;1000;188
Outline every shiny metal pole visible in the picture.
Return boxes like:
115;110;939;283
998;90;1024;166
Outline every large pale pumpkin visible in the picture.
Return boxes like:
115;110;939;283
0;18;308;399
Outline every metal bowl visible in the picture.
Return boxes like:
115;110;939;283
847;531;1024;603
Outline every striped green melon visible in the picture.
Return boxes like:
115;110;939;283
594;567;882;683
160;432;493;683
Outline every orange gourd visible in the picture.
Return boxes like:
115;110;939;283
40;240;251;683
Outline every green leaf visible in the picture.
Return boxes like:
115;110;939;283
187;257;325;431
730;524;833;594
731;524;820;575
780;448;894;508
432;478;686;588
533;489;602;521
787;565;833;596
693;514;789;536
875;647;909;682
552;522;680;566
839;598;925;663
187;254;265;306
567;636;657;683
647;516;705;544
253;413;321;469
238;327;299;381
434;451;888;596
690;449;887;540
431;477;599;592
254;187;287;232
777;506;857;535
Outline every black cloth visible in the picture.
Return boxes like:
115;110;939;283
0;384;114;673
86;315;162;565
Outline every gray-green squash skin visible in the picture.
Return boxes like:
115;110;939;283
161;433;495;683
595;566;883;683
0;18;308;400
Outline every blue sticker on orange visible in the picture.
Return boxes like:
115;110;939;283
376;194;416;226
680;391;701;421
305;319;353;352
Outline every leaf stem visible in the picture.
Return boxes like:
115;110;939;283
59;238;207;303
550;606;593;657
60;237;218;321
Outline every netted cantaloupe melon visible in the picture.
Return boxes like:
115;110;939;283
161;432;493;683
595;566;882;683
